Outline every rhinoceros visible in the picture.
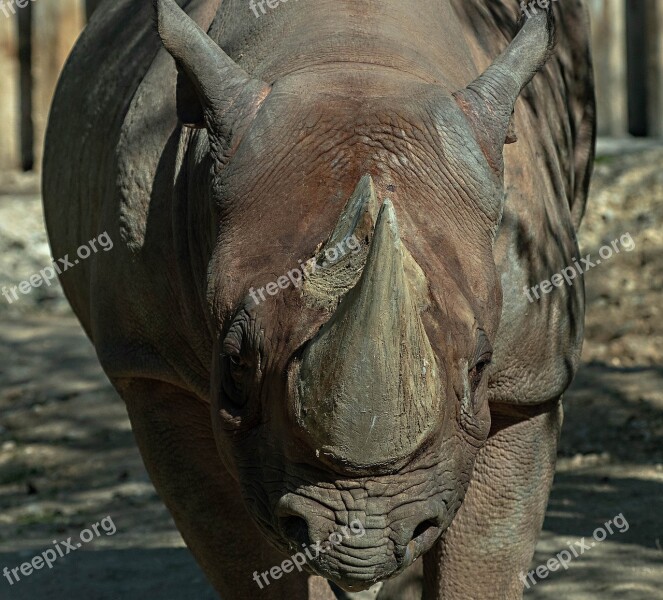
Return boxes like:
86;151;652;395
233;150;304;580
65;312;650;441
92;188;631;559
42;0;595;597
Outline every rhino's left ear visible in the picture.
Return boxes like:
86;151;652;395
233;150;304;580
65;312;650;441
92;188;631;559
154;0;270;154
454;7;555;173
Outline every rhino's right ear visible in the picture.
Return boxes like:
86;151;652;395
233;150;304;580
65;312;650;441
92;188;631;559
154;0;270;154
453;7;555;174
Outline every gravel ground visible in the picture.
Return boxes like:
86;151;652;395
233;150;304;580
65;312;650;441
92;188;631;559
0;143;662;599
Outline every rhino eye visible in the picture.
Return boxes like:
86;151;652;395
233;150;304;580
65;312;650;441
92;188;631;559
469;330;492;394
221;346;251;408
219;311;262;415
469;354;491;393
224;350;246;379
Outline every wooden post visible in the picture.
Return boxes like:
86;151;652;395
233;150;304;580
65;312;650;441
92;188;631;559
646;0;663;136
588;0;628;136
626;0;648;136
18;3;33;171
31;0;85;171
0;13;20;171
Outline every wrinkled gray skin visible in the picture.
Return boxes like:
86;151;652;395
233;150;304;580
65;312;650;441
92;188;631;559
43;0;595;598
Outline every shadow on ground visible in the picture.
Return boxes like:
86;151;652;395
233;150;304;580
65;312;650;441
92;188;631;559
523;362;663;598
0;317;216;598
0;548;215;599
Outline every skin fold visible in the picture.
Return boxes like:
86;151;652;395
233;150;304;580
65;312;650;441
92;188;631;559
42;0;595;598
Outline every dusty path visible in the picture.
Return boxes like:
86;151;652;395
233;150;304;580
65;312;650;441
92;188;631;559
0;316;216;598
0;146;662;598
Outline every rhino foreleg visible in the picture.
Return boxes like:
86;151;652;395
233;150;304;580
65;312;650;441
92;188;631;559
421;400;563;599
114;378;336;600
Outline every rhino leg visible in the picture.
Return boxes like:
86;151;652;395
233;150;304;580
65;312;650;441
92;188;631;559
421;400;563;599
114;378;337;600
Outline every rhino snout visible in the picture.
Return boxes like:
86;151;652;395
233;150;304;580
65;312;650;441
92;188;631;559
274;493;443;590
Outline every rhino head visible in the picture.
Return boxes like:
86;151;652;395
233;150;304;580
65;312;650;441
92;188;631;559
155;0;554;591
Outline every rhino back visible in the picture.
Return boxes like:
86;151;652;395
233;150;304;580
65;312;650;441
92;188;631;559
43;0;163;331
43;0;219;396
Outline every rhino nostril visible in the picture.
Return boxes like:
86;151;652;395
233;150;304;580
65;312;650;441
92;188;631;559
398;519;442;569
411;519;440;544
279;515;311;547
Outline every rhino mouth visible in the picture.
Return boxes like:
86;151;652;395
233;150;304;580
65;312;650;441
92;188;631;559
272;492;447;591
282;519;441;591
233;425;472;589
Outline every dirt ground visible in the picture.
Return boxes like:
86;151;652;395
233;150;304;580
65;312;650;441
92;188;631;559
0;143;662;599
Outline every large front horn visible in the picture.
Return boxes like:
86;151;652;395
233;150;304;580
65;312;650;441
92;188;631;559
154;0;270;147
454;6;555;172
296;197;441;470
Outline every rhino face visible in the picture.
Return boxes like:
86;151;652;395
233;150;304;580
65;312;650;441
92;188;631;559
155;0;554;590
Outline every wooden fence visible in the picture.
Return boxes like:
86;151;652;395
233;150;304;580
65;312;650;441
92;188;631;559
0;0;659;173
0;0;99;172
590;0;663;137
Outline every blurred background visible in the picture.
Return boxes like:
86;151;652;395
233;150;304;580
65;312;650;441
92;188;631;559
0;1;661;599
